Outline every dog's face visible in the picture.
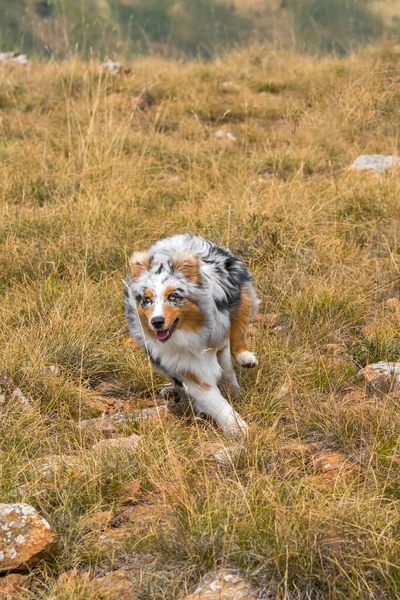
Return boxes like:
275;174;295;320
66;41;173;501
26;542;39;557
129;251;204;342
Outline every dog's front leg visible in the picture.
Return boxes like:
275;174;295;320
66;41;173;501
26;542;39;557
183;377;248;438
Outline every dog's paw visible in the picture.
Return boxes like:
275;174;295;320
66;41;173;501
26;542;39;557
235;351;258;368
159;384;183;401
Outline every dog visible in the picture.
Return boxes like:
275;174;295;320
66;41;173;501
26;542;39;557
124;234;259;436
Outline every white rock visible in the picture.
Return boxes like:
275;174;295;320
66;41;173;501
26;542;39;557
0;52;29;66
186;569;259;599
99;60;121;76
350;155;400;173
215;129;237;142
221;81;241;92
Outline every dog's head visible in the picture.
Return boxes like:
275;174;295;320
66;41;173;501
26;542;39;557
129;250;204;342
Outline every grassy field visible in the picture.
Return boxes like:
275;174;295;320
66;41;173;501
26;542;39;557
0;44;400;598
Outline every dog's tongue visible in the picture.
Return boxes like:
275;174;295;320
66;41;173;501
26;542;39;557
156;329;170;341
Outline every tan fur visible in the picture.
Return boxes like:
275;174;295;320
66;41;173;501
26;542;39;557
184;372;211;389
130;251;151;280
172;252;201;284
230;286;254;357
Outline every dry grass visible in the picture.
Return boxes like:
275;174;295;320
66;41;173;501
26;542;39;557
0;44;400;599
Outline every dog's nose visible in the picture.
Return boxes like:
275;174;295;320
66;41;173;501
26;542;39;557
151;316;165;329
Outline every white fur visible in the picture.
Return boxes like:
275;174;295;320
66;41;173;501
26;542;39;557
235;351;258;368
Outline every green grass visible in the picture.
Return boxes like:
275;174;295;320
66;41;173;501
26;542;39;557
0;45;400;598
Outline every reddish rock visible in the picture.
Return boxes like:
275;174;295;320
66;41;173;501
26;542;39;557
82;511;114;530
359;362;400;393
117;480;142;505
311;451;347;474
55;568;137;600
0;574;29;598
0;503;56;572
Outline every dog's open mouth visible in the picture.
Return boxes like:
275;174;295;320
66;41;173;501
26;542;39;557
155;319;178;342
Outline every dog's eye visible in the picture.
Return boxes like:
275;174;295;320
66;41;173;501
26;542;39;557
142;296;153;307
168;293;181;303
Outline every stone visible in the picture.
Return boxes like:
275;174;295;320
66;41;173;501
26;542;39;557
94;381;127;397
0;52;28;66
32;454;85;478
320;343;347;355
221;81;241;92
92;434;141;455
359;362;400;393
0;376;32;411
117;480;142;505
215;128;237;143
0;503;56;572
0;573;29;598
386;297;400;311
197;442;246;468
311;451;347;474
115;501;173;533
349;154;400;174
82;511;114;530
55;568;137;600
99;60;121;76
77;406;169;434
186;569;259;599
135;88;156;111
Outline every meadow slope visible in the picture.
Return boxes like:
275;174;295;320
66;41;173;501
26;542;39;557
0;46;400;598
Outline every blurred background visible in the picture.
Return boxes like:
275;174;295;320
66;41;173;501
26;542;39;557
1;0;399;60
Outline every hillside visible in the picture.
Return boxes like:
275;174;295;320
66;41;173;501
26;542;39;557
0;44;400;598
0;0;392;58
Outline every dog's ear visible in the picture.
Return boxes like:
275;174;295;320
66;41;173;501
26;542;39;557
130;251;151;280
172;252;201;284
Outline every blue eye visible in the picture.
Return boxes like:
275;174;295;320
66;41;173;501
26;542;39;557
168;293;181;303
142;296;153;307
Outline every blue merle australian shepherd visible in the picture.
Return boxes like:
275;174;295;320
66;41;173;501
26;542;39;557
124;234;259;436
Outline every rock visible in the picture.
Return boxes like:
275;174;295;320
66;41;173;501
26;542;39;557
82;511;114;530
93;382;127;398
283;440;320;457
55;568;136;600
215;128;237;143
135;88;156;111
320;343;347;355
386;297;400;311
0;573;29;598
311;451;347;474
92;434;141;455
117;480;142;505
32;454;85;478
359;362;400;393
92;570;136;599
221;81;241;92
0;52;28;66
349;154;400;174
77;406;169;434
197;442;245;468
0;376;32;411
115;501;172;533
186;569;259;599
99;60;121;76
0;503;56;573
